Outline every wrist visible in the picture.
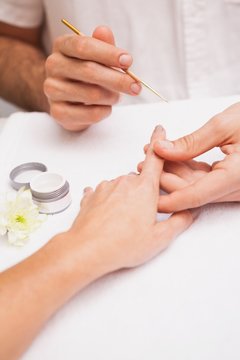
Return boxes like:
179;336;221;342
49;230;113;292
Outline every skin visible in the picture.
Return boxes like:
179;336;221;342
0;126;195;360
139;102;240;212
0;22;141;131
0;22;48;111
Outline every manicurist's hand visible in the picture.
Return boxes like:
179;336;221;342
44;26;141;131
151;102;240;212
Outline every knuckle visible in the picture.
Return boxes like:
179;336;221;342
111;92;120;105
121;175;130;183
51;104;89;132
90;88;104;104
81;60;97;79
96;180;108;191
90;89;120;105
52;36;62;51
211;114;229;135
180;133;196;153
90;106;112;123
229;153;240;178
76;37;89;56
116;74;131;92
84;60;96;72
50;103;65;121
45;54;59;76
43;78;57;98
104;105;112;118
158;197;173;213
191;191;203;208
113;175;127;185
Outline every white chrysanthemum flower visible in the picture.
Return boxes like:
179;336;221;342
0;188;46;246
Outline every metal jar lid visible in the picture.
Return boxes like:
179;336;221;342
9;162;47;190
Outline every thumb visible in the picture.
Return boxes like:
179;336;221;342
153;116;224;161
92;25;116;45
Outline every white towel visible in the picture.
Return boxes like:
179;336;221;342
0;96;240;360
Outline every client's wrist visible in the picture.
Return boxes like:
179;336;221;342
49;230;114;292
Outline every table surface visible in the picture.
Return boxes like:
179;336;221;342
0;96;240;360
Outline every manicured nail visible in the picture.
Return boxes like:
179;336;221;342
157;140;174;149
119;54;132;67
130;83;141;94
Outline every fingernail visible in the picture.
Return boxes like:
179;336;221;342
155;125;164;131
157;140;174;149
83;186;92;193
119;54;132;67
130;83;141;95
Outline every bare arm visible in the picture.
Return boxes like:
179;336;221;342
0;22;49;111
0;232;109;360
0;22;140;130
0;126;194;359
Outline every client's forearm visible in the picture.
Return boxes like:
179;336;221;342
0;36;49;112
0;232;108;360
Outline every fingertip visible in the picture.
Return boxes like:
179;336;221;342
130;82;141;95
92;25;115;45
154;124;166;133
144;125;166;156
151;125;166;141
83;186;93;194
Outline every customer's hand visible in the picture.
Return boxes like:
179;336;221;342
44;26;141;131
0;126;196;360
147;103;240;212
68;125;194;270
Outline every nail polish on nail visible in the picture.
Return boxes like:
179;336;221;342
131;83;141;95
157;140;174;149
119;54;132;67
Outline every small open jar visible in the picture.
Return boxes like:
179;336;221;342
9;162;71;214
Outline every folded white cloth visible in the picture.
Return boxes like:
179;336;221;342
0;96;240;360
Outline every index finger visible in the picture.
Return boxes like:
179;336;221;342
141;125;166;186
54;34;132;69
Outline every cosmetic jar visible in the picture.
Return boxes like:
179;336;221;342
9;162;71;214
